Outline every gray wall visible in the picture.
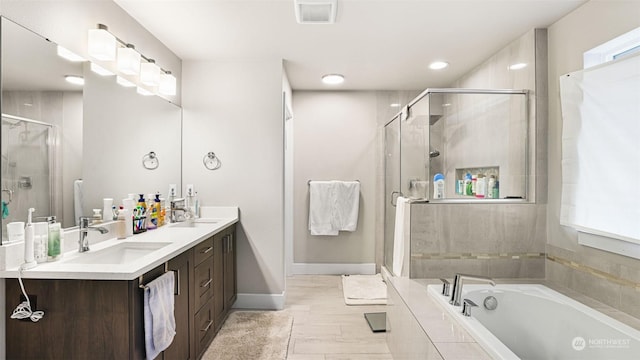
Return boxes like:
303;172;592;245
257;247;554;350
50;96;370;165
182;59;286;307
410;29;548;279
546;0;640;318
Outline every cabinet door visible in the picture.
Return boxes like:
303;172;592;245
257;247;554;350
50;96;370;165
223;228;237;309
163;249;193;360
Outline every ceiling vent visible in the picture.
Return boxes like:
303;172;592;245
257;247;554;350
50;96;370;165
294;0;338;24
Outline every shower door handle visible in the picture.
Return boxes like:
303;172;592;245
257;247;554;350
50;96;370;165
390;191;402;207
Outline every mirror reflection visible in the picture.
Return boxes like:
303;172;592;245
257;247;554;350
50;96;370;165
1;17;182;243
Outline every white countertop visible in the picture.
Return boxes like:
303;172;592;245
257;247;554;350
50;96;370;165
0;207;238;281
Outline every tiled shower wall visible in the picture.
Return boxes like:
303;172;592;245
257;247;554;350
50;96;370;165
410;29;548;279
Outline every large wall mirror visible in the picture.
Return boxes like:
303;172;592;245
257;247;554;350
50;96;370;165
1;17;182;243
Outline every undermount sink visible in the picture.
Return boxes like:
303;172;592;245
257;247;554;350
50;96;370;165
64;242;170;265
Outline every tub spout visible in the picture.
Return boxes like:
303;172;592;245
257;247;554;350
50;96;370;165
449;273;495;306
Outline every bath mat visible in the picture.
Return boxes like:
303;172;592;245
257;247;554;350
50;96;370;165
342;274;387;305
201;310;293;360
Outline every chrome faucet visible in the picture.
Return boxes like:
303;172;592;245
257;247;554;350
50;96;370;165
449;273;496;306
78;216;109;252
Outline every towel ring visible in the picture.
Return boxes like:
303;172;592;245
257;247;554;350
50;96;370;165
203;152;222;170
142;151;159;170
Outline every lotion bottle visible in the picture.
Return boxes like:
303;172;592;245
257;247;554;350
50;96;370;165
23;208;37;269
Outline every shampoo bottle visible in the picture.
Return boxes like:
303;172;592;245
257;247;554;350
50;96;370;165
47;216;63;261
433;173;445;199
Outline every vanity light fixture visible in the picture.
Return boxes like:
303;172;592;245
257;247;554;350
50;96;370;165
88;24;117;61
64;75;85;86
429;61;449;70
158;71;177;96
140;59;161;86
90;63;114;76
116;76;136;88
509;63;528;70
322;74;344;85
87;23;176;97
57;45;85;62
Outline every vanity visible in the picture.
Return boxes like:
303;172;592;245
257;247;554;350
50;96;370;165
1;208;238;360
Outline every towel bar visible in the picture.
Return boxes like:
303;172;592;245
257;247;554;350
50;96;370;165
307;179;360;185
138;262;180;295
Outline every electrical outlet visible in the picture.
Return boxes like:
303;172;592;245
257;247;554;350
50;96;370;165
168;184;177;197
186;184;194;197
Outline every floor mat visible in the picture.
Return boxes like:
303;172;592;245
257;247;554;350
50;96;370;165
201;310;293;360
341;274;387;305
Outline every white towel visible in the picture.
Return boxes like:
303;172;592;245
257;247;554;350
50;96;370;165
331;181;360;232
144;272;176;360
73;179;84;226
308;181;339;235
392;197;410;277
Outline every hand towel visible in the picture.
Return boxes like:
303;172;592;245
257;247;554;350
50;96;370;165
331;181;360;231
308;181;339;235
392;197;410;277
144;271;176;360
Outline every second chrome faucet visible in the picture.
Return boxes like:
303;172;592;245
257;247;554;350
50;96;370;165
449;273;495;306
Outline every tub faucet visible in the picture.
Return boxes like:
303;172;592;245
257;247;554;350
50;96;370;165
449;273;496;306
78;216;109;253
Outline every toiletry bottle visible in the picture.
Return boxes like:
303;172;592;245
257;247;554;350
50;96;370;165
476;174;486;198
92;209;102;224
137;194;147;213
493;180;500;199
33;221;48;263
23;208;37;269
487;175;496;199
159;197;166;227
471;174;477;195
148;194;158;230
433;173;445;199
154;194;163;227
464;173;473;196
116;206;127;239
191;191;199;218
47;216;63;261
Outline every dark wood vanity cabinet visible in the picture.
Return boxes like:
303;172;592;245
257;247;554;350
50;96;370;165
5;223;237;360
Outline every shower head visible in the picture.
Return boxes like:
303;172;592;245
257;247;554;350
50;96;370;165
429;150;441;158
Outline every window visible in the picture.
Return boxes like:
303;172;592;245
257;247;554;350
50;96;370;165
583;26;640;68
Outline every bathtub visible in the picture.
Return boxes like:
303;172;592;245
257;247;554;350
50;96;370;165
427;284;640;360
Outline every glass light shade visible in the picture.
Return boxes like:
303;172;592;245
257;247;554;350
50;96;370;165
140;61;161;86
321;74;344;85
90;63;114;76
57;46;85;62
136;87;154;96
117;46;140;75
88;28;116;61
159;72;177;96
429;61;449;70
116;76;136;87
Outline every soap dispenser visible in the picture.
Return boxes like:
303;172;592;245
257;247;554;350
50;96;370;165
23;208;37;270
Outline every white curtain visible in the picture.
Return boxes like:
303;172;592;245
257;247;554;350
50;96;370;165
559;52;640;243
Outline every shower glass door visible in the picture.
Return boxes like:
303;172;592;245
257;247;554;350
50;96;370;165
384;115;401;272
1;114;55;243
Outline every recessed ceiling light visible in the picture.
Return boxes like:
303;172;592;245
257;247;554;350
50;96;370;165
322;74;344;85
390;103;401;108
64;75;84;85
57;45;85;62
509;63;528;70
429;61;449;70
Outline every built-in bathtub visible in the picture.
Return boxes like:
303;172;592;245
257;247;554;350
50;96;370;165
427;284;640;360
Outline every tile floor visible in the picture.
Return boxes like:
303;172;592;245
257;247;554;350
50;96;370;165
285;275;393;360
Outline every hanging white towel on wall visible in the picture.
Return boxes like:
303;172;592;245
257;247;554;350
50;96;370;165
308;180;360;236
392;196;410;277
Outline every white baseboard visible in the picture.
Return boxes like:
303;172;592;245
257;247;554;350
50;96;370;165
291;263;376;275
233;291;286;310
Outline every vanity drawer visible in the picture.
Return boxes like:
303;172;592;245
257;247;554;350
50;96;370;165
194;259;214;311
194;237;214;265
195;297;216;359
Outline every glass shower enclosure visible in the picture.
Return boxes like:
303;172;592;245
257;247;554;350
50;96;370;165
383;88;529;274
1;113;58;244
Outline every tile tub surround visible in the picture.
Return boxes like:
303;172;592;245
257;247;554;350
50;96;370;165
385;276;640;360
